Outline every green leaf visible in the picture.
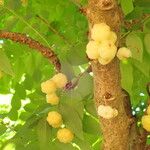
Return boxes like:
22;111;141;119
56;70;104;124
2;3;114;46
144;34;150;55
125;7;143;20
120;61;133;94
126;32;143;61
0;124;7;135
120;0;134;15
59;103;84;140
0;49;14;76
36;118;52;150
74;137;92;150
132;55;150;78
67;43;88;66
77;73;93;97
83;115;101;136
61;90;84;119
54;141;77;150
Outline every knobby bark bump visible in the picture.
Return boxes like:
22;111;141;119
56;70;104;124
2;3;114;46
86;0;146;149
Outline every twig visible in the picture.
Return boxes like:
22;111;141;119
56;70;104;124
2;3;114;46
147;82;150;96
64;65;92;90
36;15;72;46
69;0;81;8
0;31;61;72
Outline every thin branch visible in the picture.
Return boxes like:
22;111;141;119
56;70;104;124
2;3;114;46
36;15;72;46
0;31;61;72
64;65;92;90
147;82;150;96
69;0;81;8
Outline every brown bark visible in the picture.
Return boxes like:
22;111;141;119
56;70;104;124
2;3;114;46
0;31;61;72
86;0;147;149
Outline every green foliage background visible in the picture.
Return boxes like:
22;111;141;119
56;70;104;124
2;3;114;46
0;0;150;149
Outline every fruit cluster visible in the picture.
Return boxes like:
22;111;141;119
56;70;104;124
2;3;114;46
98;105;118;119
41;73;74;143
86;23;132;65
141;105;150;132
41;73;67;105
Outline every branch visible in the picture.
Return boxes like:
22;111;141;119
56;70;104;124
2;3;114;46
0;31;61;72
147;82;150;96
64;65;92;90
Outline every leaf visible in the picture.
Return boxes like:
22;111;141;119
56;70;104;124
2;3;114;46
125;7;143;20
85;100;98;118
0;49;14;76
144;34;150;55
74;138;92;150
54;141;77;150
77;73;93;97
132;55;150;78
135;0;150;7
126;32;143;62
0;124;7;135
120;61;133;94
120;0;134;15
143;19;150;33
24;53;35;76
61;90;84;119
67;43;88;66
83;115;101;136
36;118;52;150
59;103;84;140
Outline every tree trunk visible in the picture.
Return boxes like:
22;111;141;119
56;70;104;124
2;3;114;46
86;0;147;149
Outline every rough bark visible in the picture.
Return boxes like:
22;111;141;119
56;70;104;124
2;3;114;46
0;31;61;72
86;0;146;149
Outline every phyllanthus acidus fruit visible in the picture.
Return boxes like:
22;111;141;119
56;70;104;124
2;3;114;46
98;57;112;65
46;93;59;105
108;31;117;43
97;105;118;119
47;111;63;128
141;115;150;132
86;41;100;59
52;73;68;88
57;128;74;143
117;47;132;60
86;23;118;65
98;41;117;60
91;23;111;42
41;80;57;94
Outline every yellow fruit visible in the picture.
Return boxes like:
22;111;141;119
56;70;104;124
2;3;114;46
46;93;59;105
57;128;74;143
52;73;68;88
97;105;118;119
98;41;117;60
41;80;57;94
141;115;150;132
91;23;111;42
98;57;111;65
47;111;62;128
108;31;117;43
147;105;150;115
86;41;100;59
117;47;132;60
